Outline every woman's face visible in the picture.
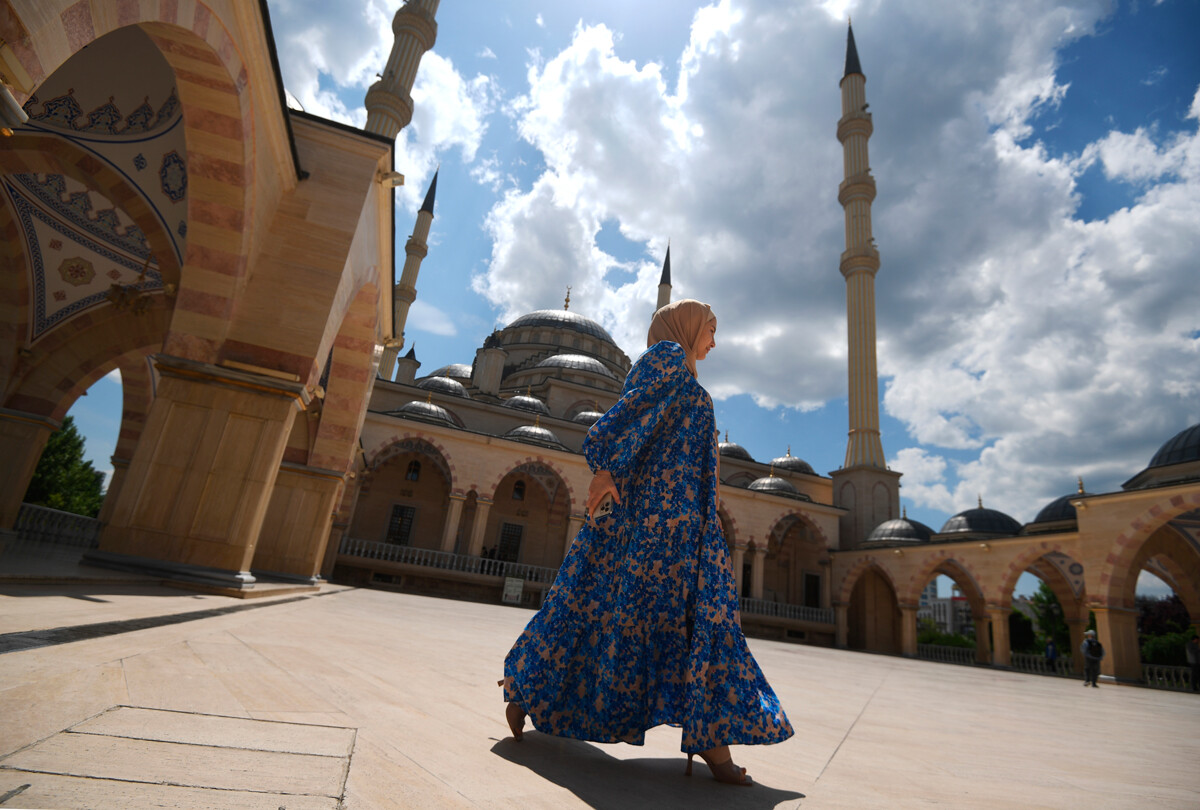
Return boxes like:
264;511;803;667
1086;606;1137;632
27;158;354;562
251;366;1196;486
695;319;717;361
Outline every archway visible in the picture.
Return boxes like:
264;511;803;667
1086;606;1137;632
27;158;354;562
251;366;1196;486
348;444;451;551
762;514;826;610
485;463;571;569
847;564;901;654
910;558;988;664
1000;552;1088;676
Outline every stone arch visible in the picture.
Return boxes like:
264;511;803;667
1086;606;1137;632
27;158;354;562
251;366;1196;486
763;511;829;609
767;509;832;550
837;554;901;605
364;433;456;492
724;470;757;488
1096;492;1200;609
486;460;573;569
485;457;577;514
996;540;1082;610
1121;522;1200;619
717;504;740;547
5;4;260;363
846;561;901;654
905;550;988;610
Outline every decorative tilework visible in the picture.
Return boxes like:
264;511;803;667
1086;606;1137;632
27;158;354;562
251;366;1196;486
48;239;63;251
23;87;181;137
13;175;150;258
177;221;187;238
108;269;122;280
159;151;187;203
53;290;66;302
133;153;147;171
59;257;95;286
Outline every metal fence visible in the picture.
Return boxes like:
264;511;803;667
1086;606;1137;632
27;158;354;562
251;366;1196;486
6;503;103;556
1142;663;1194;692
739;597;834;625
917;643;978;666
1011;652;1075;677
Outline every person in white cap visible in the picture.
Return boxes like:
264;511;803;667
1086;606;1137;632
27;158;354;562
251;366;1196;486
1080;629;1104;687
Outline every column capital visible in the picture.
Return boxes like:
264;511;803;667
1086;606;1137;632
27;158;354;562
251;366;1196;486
0;406;59;431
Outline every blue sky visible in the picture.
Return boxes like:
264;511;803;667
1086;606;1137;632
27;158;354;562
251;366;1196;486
67;0;1199;598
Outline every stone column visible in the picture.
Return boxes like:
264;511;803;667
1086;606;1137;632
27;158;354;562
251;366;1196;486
253;463;344;583
88;357;306;589
987;605;1011;668
834;603;849;648
0;408;57;539
732;546;746;597
1093;605;1140;682
378;341;402;382
467;497;493;557
750;546;765;600
899;605;919;658
973;615;991;664
564;513;585;557
441;493;466;552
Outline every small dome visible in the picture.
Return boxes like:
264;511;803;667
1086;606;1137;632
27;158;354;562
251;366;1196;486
1031;483;1092;526
770;450;815;476
719;441;755;462
504;424;566;450
389;400;456;427
424;363;473;381
416;376;469;398
502;394;550;415
866;515;934;544
747;475;811;501
506;310;616;346
939;502;1021;536
1148;423;1200;469
572;410;605;425
534;353;616;379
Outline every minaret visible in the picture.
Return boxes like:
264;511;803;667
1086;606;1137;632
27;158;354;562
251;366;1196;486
831;22;900;548
656;244;672;311
380;171;436;380
365;0;439;139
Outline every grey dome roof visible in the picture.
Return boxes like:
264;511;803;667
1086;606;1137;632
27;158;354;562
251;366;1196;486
940;505;1021;536
504;424;566;450
389;400;455;426
502;394;550;415
866;516;934;544
507;310;616;345
1148;423;1200;468
572;410;605;425
425;363;472;381
747;475;811;501
771;452;815;476
719;441;755;462
534;353;616;379
416;376;469;398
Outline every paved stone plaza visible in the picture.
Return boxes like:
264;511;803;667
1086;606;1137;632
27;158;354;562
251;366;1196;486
1;579;1197;809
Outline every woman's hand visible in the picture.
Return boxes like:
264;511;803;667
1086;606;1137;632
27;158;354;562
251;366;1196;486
586;469;620;522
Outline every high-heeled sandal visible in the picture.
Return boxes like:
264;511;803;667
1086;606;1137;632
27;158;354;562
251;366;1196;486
686;750;752;786
498;679;527;741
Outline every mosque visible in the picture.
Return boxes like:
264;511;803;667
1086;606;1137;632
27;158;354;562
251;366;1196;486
1;1;1196;686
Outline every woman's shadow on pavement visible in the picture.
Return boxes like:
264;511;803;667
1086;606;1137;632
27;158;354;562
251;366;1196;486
491;733;805;809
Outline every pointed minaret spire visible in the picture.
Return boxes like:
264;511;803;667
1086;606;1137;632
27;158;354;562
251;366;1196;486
843;20;863;79
656;242;672;311
420;168;438;214
365;1;440;139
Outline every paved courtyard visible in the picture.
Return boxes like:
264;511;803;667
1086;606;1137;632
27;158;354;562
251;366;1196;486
0;576;1197;809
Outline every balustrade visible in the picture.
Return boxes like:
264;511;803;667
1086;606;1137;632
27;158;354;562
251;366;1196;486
917;643;977;666
1142;663;1193;692
1010;652;1075;677
6;503;103;556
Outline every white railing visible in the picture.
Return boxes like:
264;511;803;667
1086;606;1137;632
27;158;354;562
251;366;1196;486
338;537;560;584
8;503;103;553
1011;652;1075;677
739;597;834;625
1142;663;1193;691
918;643;978;666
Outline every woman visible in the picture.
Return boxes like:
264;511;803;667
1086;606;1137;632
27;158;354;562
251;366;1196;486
500;299;793;786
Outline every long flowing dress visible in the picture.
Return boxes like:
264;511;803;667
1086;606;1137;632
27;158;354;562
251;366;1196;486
502;340;794;753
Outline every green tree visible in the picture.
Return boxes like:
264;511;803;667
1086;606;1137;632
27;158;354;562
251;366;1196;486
1008;610;1038;653
1028;580;1070;652
23;416;105;518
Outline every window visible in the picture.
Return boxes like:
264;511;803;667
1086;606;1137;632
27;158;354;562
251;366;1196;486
405;461;421;481
804;572;822;609
512;480;525;501
741;562;752;597
386;505;416;545
497;523;523;562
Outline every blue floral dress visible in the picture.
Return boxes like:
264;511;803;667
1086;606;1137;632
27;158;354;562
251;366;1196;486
502;340;794;753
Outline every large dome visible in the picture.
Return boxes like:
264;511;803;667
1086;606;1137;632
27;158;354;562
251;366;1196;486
939;502;1021;536
506;310;616;346
866;514;934;544
534;353;616;379
1147;423;1200;469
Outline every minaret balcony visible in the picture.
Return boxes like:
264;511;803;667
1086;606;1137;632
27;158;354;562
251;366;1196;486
839;246;881;277
836;113;873;142
838;173;876;205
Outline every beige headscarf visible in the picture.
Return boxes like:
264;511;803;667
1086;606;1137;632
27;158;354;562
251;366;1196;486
647;299;716;377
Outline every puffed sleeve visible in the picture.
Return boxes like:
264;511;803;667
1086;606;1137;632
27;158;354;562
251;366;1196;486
583;341;689;478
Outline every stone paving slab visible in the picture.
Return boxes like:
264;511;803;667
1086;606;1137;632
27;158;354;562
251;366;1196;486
0;585;1197;808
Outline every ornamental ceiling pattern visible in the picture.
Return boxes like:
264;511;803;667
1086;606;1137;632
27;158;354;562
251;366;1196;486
4;25;188;343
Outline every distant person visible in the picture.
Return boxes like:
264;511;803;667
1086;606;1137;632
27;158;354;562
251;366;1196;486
1186;636;1199;693
499;300;793;786
1081;629;1104;688
1044;639;1058;672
